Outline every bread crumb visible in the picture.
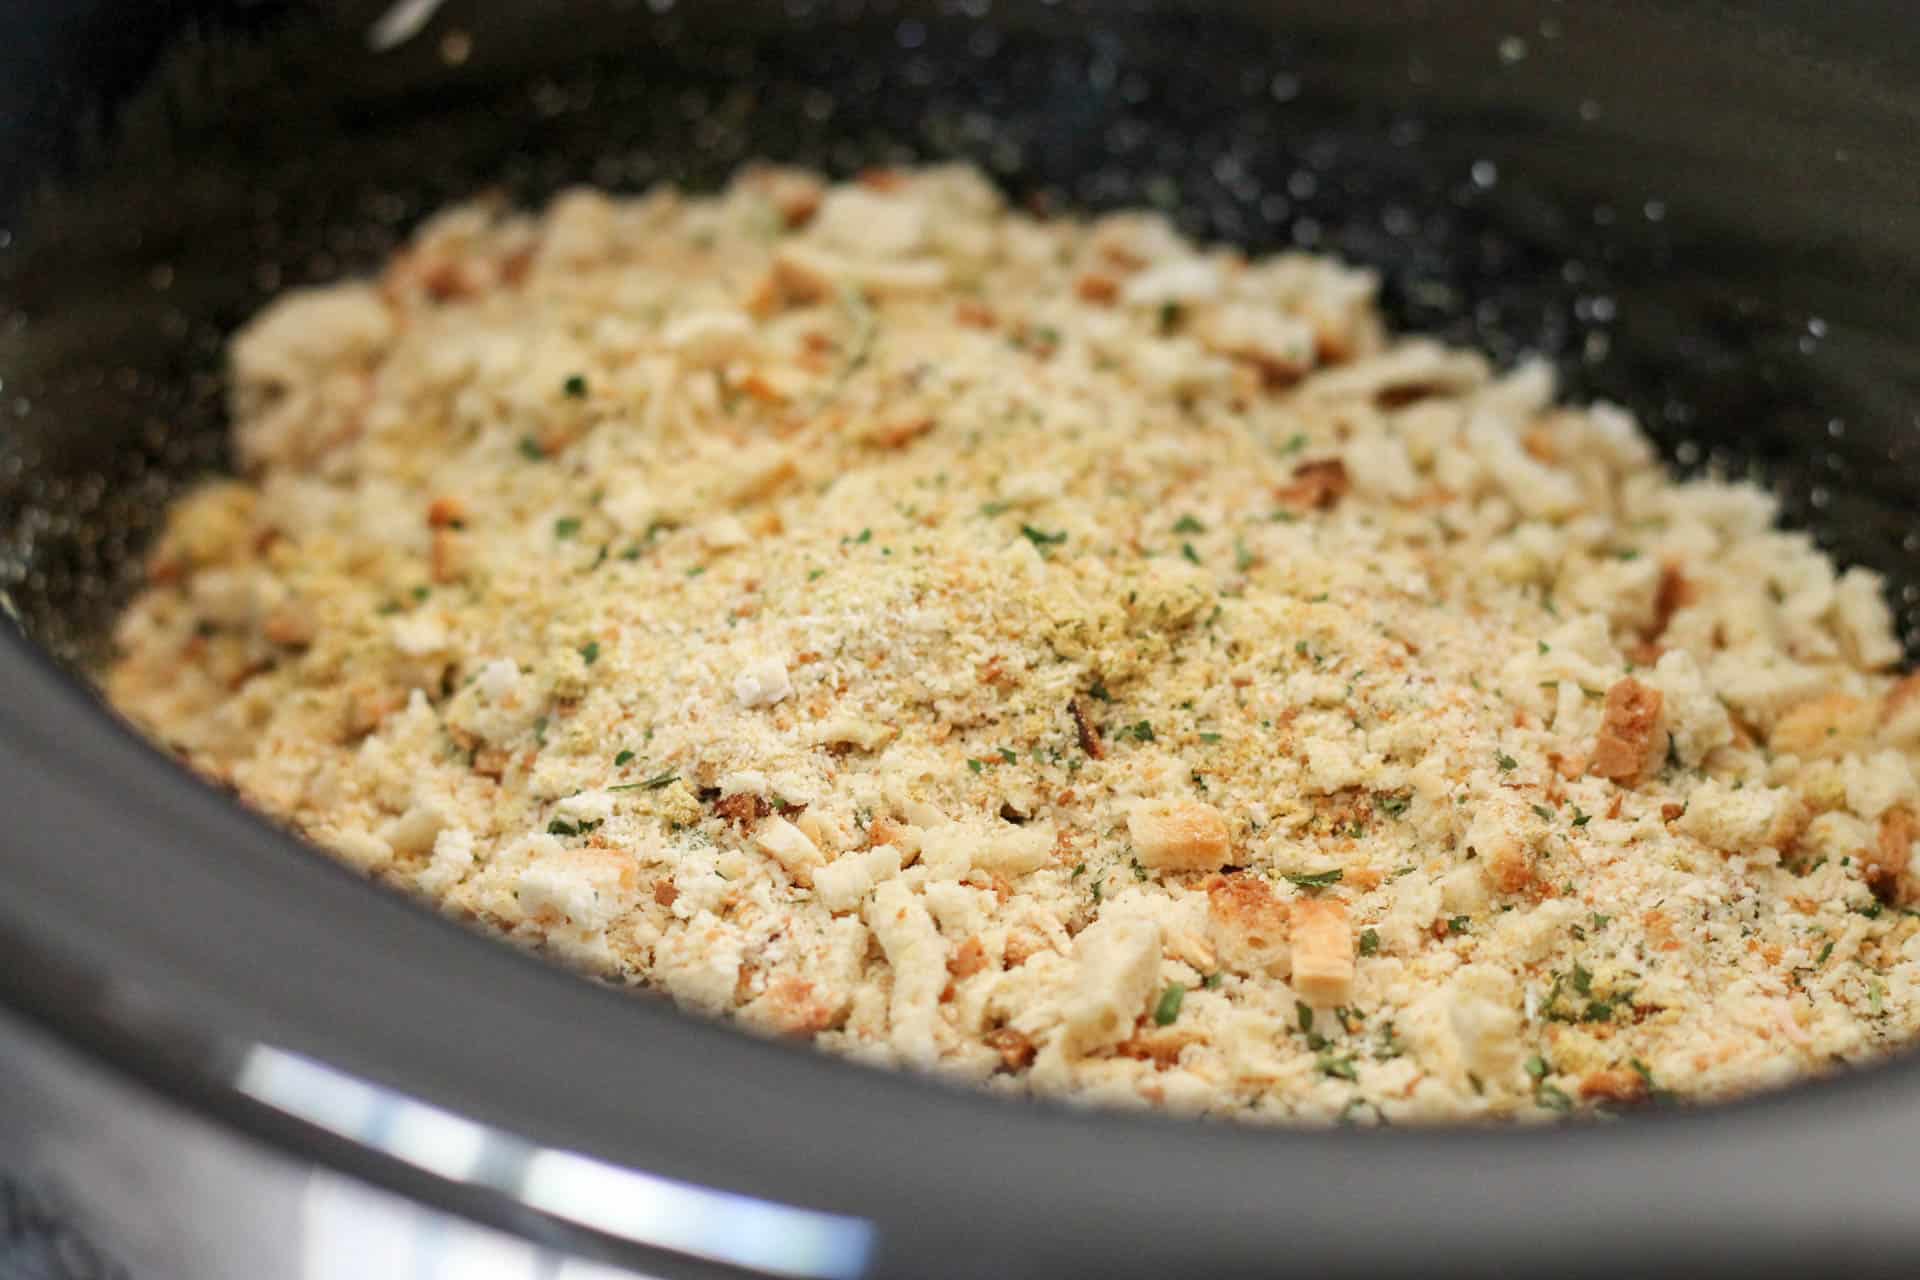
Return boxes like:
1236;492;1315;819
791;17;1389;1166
106;163;1920;1126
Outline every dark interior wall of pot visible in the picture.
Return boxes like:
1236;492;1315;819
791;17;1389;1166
1;0;1917;667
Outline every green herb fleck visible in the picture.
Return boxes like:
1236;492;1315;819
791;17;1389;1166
1125;720;1156;743
554;517;582;540
608;771;679;792
1531;803;1554;821
1181;542;1202;565
562;373;589;399
1021;521;1067;548
1286;869;1344;890
1536;1082;1573;1112
1173;514;1206;535
579;641;600;666
518;435;546;461
1296;1002;1314;1034
1153;983;1187;1026
613;749;635;767
967;758;985;774
1528;1008;1568;1055
1202;972;1225;990
1318;1053;1359;1081
1020;524;1068;553
1495;751;1518;772
1448;915;1471;935
1629;1058;1674;1104
1358;928;1380;957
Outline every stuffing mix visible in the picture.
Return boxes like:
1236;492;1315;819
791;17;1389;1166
107;165;1920;1123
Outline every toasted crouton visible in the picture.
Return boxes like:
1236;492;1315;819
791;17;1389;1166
1128;800;1233;872
1770;693;1873;760
1881;674;1920;747
1205;872;1292;976
1291;898;1353;1005
1866;808;1917;904
1591;676;1666;785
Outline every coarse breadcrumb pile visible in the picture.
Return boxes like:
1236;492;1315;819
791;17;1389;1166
107;165;1920;1123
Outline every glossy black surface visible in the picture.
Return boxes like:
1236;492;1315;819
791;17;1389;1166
1;2;1918;1275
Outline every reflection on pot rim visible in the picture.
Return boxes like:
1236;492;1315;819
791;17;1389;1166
235;1043;878;1279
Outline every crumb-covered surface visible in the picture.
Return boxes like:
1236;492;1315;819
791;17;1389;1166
106;166;1920;1123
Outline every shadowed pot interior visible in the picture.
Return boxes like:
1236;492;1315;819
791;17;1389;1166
1;2;1918;1277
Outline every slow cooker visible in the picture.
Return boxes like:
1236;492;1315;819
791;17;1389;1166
4;2;1920;1276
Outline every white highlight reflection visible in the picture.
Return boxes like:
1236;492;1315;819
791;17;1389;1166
367;0;452;50
237;1045;874;1278
303;1171;640;1280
